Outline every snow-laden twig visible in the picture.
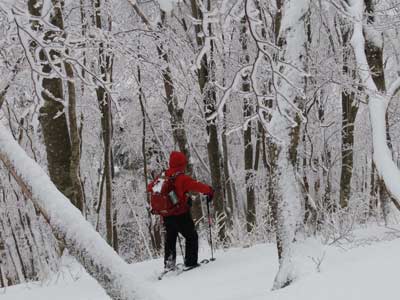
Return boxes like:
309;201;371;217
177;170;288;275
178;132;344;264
13;8;121;118
207;64;252;121
225;114;258;135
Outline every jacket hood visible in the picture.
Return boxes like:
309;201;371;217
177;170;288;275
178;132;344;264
168;151;187;173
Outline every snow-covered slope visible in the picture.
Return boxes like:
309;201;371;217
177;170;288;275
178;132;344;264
2;226;400;300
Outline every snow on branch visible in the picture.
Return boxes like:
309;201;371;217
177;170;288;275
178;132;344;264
192;3;219;70
194;35;215;69
0;123;161;300
206;64;253;121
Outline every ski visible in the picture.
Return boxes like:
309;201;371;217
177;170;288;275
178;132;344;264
182;264;200;272
158;259;214;280
180;258;213;273
157;263;184;280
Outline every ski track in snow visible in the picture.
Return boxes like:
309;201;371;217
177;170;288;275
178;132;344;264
1;225;400;300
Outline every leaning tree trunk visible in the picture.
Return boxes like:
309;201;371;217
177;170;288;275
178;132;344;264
0;123;160;300
348;0;400;212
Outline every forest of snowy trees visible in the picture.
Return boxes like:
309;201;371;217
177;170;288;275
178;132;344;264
0;0;400;298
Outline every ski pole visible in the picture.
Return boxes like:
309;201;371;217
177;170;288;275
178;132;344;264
177;234;184;262
206;198;215;261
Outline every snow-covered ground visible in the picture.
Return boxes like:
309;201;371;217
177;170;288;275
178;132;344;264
2;225;400;300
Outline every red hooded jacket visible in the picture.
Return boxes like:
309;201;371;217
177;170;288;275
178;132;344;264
148;151;213;216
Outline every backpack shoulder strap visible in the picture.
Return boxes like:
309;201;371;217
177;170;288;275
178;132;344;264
167;172;184;189
170;171;184;180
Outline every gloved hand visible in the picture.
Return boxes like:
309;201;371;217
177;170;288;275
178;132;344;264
205;189;214;203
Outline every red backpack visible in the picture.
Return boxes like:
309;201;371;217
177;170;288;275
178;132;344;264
149;172;181;216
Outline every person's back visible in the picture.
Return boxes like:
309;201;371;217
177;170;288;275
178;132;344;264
157;151;213;270
164;151;212;216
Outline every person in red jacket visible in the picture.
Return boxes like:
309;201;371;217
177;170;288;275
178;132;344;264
150;151;213;270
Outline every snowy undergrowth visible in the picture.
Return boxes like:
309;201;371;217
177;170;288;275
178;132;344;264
2;224;400;300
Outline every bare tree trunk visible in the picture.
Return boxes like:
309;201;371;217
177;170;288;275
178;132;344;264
240;17;256;233
0;264;4;288
138;66;162;253
28;0;74;205
97;86;114;247
65;62;85;213
190;0;226;241
158;14;193;173
339;28;358;209
157;14;202;221
263;0;282;231
254;122;266;171
369;162;378;215
222;108;234;229
128;3;201;221
93;0;115;248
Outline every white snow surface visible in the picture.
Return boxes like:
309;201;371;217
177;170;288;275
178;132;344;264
2;225;400;300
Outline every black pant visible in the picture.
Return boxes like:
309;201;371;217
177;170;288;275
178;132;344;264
164;212;198;268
